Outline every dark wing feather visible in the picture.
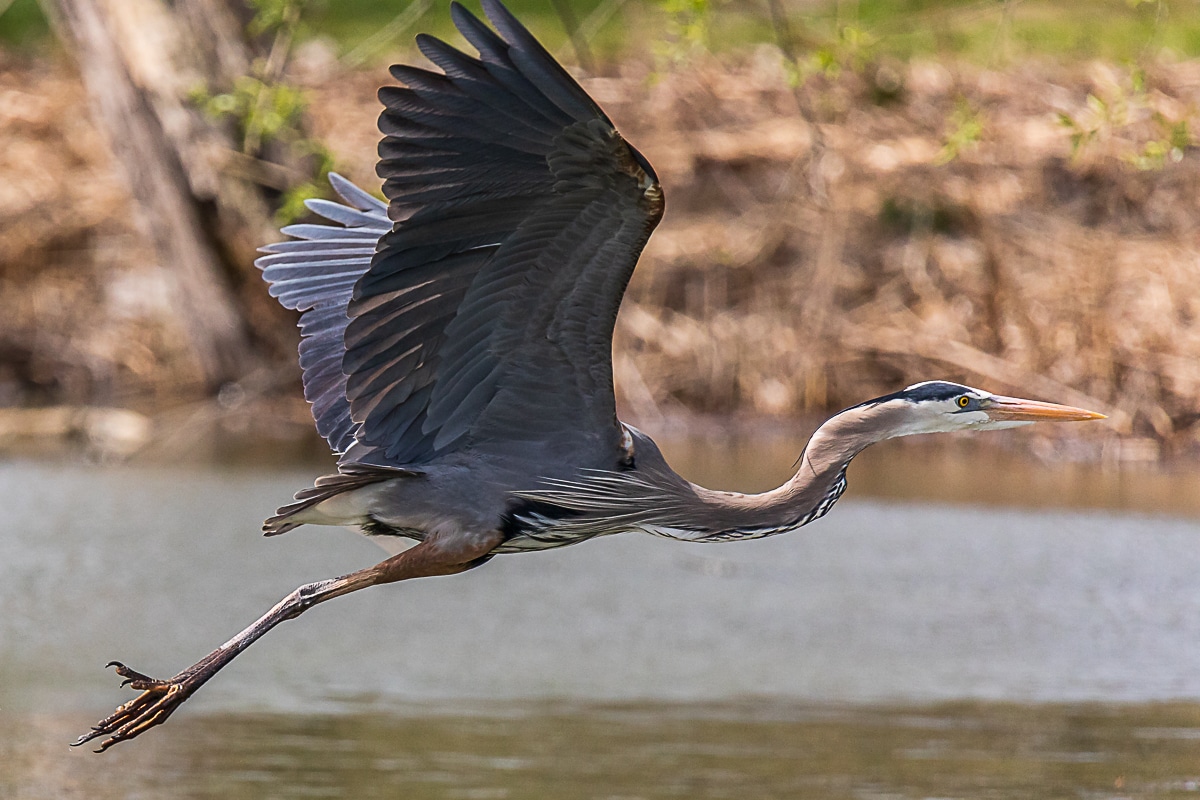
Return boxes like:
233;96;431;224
256;173;390;453
341;0;663;467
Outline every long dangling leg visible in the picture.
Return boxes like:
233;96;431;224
74;532;504;752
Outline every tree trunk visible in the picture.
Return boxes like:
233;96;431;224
39;0;288;389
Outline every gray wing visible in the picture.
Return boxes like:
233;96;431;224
340;0;664;467
256;174;390;453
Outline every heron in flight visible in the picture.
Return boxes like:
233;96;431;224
77;0;1104;751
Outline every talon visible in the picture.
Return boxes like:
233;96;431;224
106;661;159;685
74;662;196;751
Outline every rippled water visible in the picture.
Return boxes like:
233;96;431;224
10;702;1200;799
3;437;1200;797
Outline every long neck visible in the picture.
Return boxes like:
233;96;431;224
792;405;890;496
676;405;898;540
513;408;900;544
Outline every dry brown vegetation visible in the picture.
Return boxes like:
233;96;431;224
2;46;1199;460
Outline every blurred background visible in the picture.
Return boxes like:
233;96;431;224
2;0;1200;463
4;1;1200;798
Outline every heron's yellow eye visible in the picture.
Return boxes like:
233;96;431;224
957;396;970;408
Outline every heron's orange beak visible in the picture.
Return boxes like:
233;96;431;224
983;395;1107;422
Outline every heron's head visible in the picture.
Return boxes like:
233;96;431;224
859;380;1106;439
800;380;1105;476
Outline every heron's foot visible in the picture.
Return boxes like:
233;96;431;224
73;662;197;752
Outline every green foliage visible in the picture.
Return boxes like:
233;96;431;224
188;0;334;223
820;0;1200;64
303;0;609;61
1058;109;1097;160
1056;67;1194;169
796;24;881;84
191;0;308;155
1126;114;1190;170
0;0;50;48
8;0;1200;65
935;96;984;165
194;76;307;153
193;70;331;224
247;0;304;37
1058;91;1128;162
275;142;335;224
654;0;712;65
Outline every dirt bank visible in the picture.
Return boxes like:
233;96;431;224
2;48;1198;460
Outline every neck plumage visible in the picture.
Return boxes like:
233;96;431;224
682;402;901;540
511;404;905;546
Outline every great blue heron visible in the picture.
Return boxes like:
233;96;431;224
76;0;1104;751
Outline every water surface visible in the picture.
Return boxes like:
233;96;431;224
2;440;1199;797
9;702;1200;799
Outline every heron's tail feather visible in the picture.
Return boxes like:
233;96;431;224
263;464;420;536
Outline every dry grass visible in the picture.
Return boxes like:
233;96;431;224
3;48;1200;460
585;55;1200;461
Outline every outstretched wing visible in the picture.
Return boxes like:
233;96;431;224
256;173;390;453
340;0;663;467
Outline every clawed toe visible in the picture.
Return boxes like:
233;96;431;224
72;559;353;752
74;663;192;752
106;660;167;689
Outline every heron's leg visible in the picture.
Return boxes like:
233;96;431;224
74;532;504;752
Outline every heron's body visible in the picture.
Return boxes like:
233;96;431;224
283;419;850;554
77;0;1105;752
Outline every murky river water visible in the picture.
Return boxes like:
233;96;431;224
3;435;1200;798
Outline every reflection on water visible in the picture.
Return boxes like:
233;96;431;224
2;437;1200;796
8;702;1200;799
